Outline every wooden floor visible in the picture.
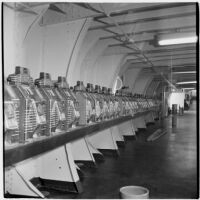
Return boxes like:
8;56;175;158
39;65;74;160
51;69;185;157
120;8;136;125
41;101;198;198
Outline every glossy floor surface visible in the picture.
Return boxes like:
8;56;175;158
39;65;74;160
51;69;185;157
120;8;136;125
49;101;198;199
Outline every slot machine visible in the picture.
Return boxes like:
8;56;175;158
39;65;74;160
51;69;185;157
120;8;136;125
55;76;80;129
73;81;94;125
86;83;103;122
121;91;131;116
35;72;66;135
112;89;121;118
53;77;69;131
6;67;47;144
146;96;153;110
151;97;156;110
115;90;125;116
126;92;135;116
94;85;105;122
145;95;149;110
102;87;111;119
107;88;116;119
136;94;144;113
140;94;146;112
94;85;107;121
85;83;97;122
131;94;139;114
143;95;149;111
4;81;20;146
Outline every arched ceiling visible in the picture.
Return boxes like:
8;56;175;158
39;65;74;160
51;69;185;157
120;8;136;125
4;2;197;92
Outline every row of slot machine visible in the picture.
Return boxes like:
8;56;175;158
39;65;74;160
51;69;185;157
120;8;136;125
4;66;160;147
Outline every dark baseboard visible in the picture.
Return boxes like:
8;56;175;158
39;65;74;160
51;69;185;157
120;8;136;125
116;140;126;147
146;122;155;126
31;177;83;193
123;135;136;141
98;149;120;157
4;193;42;198
76;167;85;181
137;128;147;131
75;160;97;168
93;153;105;163
135;130;139;133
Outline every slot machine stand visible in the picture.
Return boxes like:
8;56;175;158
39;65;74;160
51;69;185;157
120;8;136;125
152;110;159;120
85;136;105;162
88;116;138;154
88;128;119;157
111;125;126;147
118;120;136;139
71;137;98;168
132;119;138;132
152;110;157;121
144;111;155;124
5;143;83;198
151;110;156;120
134;115;147;129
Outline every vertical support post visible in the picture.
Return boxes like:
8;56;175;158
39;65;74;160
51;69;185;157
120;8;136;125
162;85;166;118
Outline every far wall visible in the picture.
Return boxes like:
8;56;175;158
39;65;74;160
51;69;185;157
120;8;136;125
168;92;185;109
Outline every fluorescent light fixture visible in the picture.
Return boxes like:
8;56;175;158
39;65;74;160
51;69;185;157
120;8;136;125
172;71;196;74
176;81;196;85
159;37;197;45
157;32;198;46
182;88;195;90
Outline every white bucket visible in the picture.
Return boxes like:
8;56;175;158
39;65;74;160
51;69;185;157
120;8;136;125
120;185;149;199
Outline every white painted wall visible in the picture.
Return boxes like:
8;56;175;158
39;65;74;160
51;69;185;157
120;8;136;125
26;19;90;80
191;90;196;97
168;92;185;108
81;40;109;85
3;6;15;78
145;81;160;96
93;54;125;88
3;5;48;78
3;5;91;82
132;74;153;94
123;67;141;92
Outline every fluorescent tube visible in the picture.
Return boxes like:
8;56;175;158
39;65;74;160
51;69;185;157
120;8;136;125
172;71;196;74
157;32;197;46
182;88;195;90
176;81;196;84
159;36;197;45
